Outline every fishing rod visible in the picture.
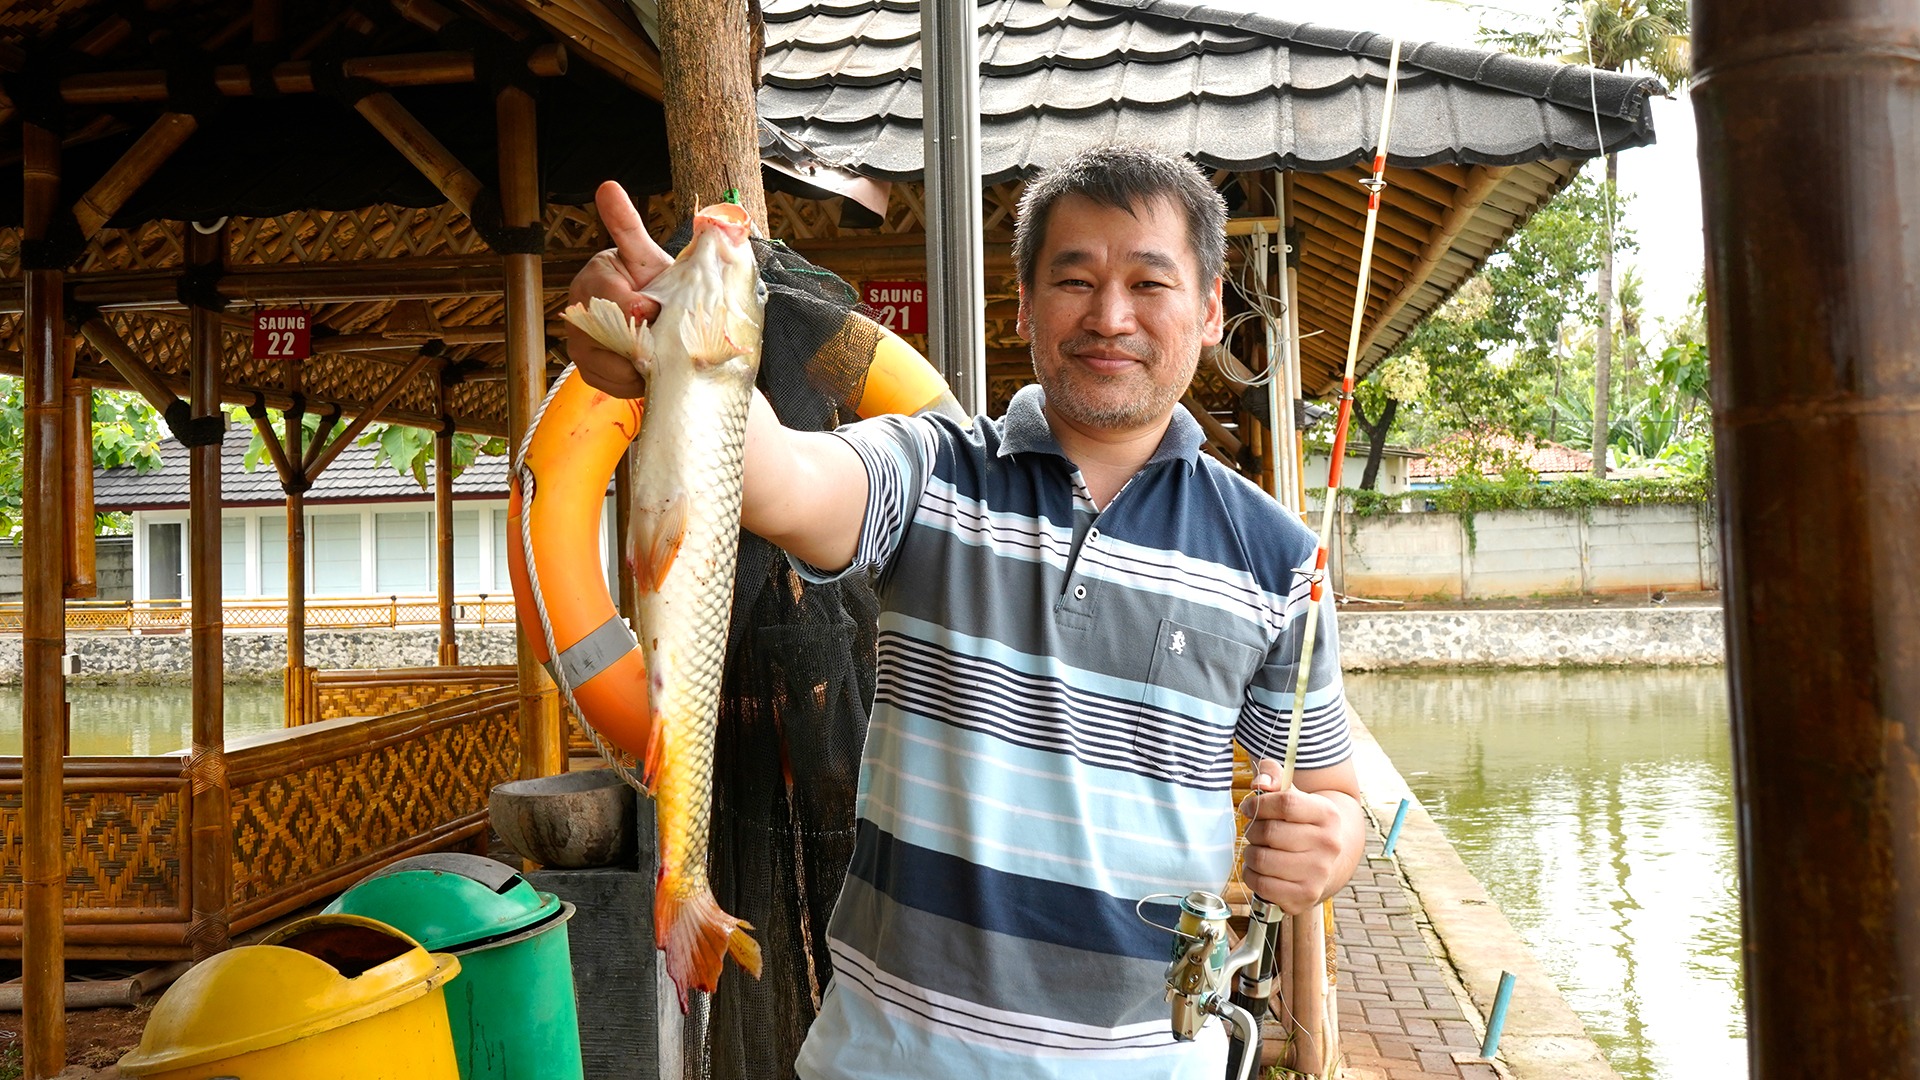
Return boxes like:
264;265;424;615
1147;38;1405;1080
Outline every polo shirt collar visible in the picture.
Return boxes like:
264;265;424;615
997;384;1206;473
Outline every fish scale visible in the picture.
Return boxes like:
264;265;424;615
582;203;767;1009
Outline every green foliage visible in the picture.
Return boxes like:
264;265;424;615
357;425;509;488
0;379;165;540
1340;473;1710;518
223;404;506;487
1474;0;1691;85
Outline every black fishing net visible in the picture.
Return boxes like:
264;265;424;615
656;228;905;1080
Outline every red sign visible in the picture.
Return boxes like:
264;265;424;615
863;280;928;335
253;308;311;361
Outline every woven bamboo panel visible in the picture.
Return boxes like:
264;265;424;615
228;689;520;921
76;220;186;274
0;780;188;918
311;667;518;723
231;204;492;266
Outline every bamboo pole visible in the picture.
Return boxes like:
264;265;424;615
57;47;567;105
498;81;562;780
72;112;199;237
185;223;231;962
435;412;458;665
78;316;187;415
302;351;437;481
246;409;300;492
354;92;485;216
1695;0;1920;1072
284;362;308;727
301;407;341;477
0;255;595;313
20;118;68;1080
64;378;97;598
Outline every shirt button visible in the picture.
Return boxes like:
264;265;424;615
1073;584;1087;600
1088;528;1100;541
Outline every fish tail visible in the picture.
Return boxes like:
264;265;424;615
656;882;763;1010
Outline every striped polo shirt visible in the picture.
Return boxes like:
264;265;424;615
792;384;1351;1080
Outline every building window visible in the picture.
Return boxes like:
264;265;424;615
258;515;287;597
147;521;182;601
375;511;430;594
310;513;362;595
455;510;482;592
493;510;512;593
222;517;246;598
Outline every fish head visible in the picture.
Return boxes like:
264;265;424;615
647;202;768;368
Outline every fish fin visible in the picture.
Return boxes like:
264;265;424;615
656;885;762;1009
639;660;668;790
629;493;687;594
562;297;654;378
677;302;740;369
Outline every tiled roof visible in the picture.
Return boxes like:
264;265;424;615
758;0;1663;183
1408;433;1593;480
94;437;512;511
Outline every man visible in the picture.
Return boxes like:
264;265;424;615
569;145;1364;1079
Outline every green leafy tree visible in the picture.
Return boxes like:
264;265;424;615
1480;0;1691;478
223;405;506;488
0;379;166;539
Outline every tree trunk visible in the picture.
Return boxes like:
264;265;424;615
658;0;769;231
1591;152;1616;478
1354;397;1398;491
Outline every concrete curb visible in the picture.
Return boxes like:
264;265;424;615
1348;713;1624;1080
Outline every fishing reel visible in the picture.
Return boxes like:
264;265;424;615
1140;890;1284;1080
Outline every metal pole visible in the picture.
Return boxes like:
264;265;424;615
1694;0;1920;1073
921;0;986;415
1269;173;1301;513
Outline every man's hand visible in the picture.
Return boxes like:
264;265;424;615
1238;757;1365;916
566;181;675;398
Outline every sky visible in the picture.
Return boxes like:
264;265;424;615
1207;0;1707;332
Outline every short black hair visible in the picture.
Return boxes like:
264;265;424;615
1012;145;1228;290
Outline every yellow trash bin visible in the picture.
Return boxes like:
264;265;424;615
119;914;462;1080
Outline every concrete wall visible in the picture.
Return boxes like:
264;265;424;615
1334;503;1718;599
0;626;518;685
0;536;133;602
1337;607;1724;669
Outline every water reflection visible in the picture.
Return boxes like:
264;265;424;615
1349;668;1745;1080
0;682;285;756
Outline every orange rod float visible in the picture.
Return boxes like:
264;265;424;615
509;313;958;767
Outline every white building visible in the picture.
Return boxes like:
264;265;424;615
1301;444;1424;495
95;438;617;603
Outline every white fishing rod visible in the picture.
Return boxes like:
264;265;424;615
1147;40;1406;1080
1277;36;1403;792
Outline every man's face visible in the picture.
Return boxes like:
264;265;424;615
1017;193;1224;436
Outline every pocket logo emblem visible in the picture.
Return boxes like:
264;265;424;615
1168;629;1187;656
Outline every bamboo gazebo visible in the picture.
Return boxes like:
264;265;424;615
1;0;1661;1075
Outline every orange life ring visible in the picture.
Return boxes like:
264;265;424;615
509;314;959;764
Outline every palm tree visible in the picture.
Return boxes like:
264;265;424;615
1486;0;1689;477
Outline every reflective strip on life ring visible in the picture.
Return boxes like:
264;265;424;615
509;318;957;764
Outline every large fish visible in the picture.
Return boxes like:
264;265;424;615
563;201;766;1007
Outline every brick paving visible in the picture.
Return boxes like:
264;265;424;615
1323;832;1500;1080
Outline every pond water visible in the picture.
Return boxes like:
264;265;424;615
1347;668;1746;1080
0;682;286;757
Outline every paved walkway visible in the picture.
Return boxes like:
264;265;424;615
1330;832;1501;1080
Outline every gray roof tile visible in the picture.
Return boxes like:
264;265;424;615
94;438;514;511
758;0;1662;181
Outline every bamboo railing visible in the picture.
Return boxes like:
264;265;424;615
0;680;520;959
0;594;520;634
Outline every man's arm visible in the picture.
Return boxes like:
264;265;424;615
1237;758;1367;916
566;181;870;573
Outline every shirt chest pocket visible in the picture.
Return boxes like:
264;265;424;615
1134;619;1264;781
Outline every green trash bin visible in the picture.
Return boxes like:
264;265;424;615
327;853;583;1080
